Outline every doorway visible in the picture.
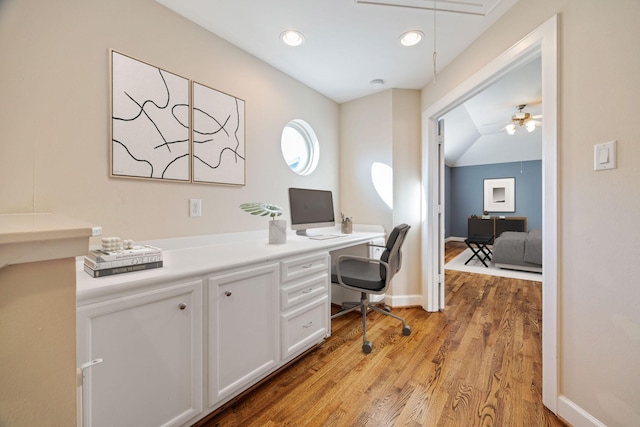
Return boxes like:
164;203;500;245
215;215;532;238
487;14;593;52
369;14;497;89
420;16;558;412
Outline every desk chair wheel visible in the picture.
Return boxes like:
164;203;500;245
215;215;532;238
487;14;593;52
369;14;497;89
383;305;391;312
362;341;373;354
402;325;412;336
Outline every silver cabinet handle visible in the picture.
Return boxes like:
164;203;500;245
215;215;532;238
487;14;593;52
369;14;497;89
302;288;313;294
225;291;232;297
303;321;313;328
178;303;187;310
301;263;314;269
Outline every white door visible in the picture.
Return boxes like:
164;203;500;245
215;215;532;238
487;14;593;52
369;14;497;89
437;119;446;309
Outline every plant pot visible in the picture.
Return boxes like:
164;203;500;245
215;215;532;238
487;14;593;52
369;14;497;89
269;219;287;244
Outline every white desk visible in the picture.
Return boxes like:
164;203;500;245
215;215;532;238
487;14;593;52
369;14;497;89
76;226;384;303
76;226;384;427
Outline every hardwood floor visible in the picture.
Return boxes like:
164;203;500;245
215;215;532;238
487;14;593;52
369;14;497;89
198;241;566;426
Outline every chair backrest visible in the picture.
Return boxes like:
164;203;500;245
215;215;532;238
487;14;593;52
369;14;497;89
380;224;411;282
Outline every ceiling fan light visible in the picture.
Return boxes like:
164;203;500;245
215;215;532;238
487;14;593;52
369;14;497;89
281;30;304;47
526;120;536;132
400;30;424;47
506;123;516;135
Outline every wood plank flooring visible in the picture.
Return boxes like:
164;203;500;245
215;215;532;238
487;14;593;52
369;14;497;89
198;241;566;426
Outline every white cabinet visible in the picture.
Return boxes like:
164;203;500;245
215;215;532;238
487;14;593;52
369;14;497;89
77;280;203;427
76;230;384;426
279;252;330;361
207;263;280;407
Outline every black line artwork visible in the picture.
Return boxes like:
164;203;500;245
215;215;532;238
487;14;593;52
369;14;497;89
192;82;245;185
111;51;190;181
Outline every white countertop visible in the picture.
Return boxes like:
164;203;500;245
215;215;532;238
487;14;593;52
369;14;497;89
76;226;386;305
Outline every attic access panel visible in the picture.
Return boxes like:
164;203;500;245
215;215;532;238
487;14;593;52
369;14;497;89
354;0;505;16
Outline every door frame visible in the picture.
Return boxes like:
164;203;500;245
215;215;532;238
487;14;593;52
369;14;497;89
420;15;558;412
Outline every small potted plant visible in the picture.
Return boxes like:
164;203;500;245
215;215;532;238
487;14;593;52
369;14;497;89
239;202;286;244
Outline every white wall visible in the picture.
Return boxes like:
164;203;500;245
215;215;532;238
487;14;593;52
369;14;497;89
0;0;339;243
339;89;422;303
422;1;640;426
391;90;422;301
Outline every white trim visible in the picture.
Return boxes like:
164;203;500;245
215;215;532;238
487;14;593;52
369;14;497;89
558;396;607;427
385;294;423;308
421;15;559;414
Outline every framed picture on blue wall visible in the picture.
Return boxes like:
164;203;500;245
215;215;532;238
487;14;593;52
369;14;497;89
484;177;515;212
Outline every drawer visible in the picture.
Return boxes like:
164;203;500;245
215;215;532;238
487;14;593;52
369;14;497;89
281;296;329;359
281;274;328;311
280;252;330;283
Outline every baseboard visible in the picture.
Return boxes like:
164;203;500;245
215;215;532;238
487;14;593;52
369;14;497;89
385;294;423;308
558;395;606;427
445;236;466;242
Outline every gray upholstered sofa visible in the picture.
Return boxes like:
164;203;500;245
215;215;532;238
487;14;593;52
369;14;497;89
492;229;542;273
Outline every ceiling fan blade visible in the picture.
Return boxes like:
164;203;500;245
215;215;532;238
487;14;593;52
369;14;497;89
532;114;542;119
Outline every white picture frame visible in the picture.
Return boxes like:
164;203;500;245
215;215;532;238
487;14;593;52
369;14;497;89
483;177;515;212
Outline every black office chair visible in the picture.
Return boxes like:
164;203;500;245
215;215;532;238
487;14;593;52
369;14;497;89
331;224;412;354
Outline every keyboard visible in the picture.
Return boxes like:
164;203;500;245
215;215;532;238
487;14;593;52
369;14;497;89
309;234;342;240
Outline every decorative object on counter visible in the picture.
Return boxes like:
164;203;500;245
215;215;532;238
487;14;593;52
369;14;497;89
84;243;163;277
340;213;352;234
101;237;135;251
239;203;286;244
84;260;163;278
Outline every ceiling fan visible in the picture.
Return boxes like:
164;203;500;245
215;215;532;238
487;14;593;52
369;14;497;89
504;104;542;135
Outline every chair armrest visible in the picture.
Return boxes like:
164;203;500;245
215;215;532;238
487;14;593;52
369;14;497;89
334;254;390;290
366;243;386;248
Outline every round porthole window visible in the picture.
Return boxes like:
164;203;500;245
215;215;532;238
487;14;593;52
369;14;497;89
281;119;319;175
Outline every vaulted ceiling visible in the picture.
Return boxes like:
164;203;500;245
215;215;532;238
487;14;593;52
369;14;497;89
442;57;542;167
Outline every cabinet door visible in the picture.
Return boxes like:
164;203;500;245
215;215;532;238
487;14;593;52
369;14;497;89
208;263;279;406
77;280;203;427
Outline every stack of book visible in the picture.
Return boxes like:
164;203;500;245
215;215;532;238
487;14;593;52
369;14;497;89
84;245;163;278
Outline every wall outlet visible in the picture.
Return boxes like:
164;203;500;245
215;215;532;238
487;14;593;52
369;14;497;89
189;199;202;217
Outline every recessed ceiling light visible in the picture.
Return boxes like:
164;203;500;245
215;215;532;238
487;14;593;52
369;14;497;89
400;30;424;47
281;30;304;47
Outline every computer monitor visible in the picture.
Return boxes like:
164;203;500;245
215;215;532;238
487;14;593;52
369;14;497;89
288;187;336;236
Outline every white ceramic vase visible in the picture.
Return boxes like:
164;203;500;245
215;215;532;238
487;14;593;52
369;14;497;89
268;219;287;244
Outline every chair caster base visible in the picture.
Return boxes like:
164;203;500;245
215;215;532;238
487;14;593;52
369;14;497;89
402;325;412;336
362;341;373;354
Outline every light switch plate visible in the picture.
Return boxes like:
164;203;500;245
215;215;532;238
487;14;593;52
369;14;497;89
594;140;617;171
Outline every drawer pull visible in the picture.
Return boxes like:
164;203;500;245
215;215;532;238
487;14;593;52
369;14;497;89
302;321;313;328
301;263;314;269
178;303;187;310
225;291;232;297
302;288;314;294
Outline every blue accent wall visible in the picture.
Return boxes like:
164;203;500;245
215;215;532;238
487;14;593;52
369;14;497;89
447;160;542;237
